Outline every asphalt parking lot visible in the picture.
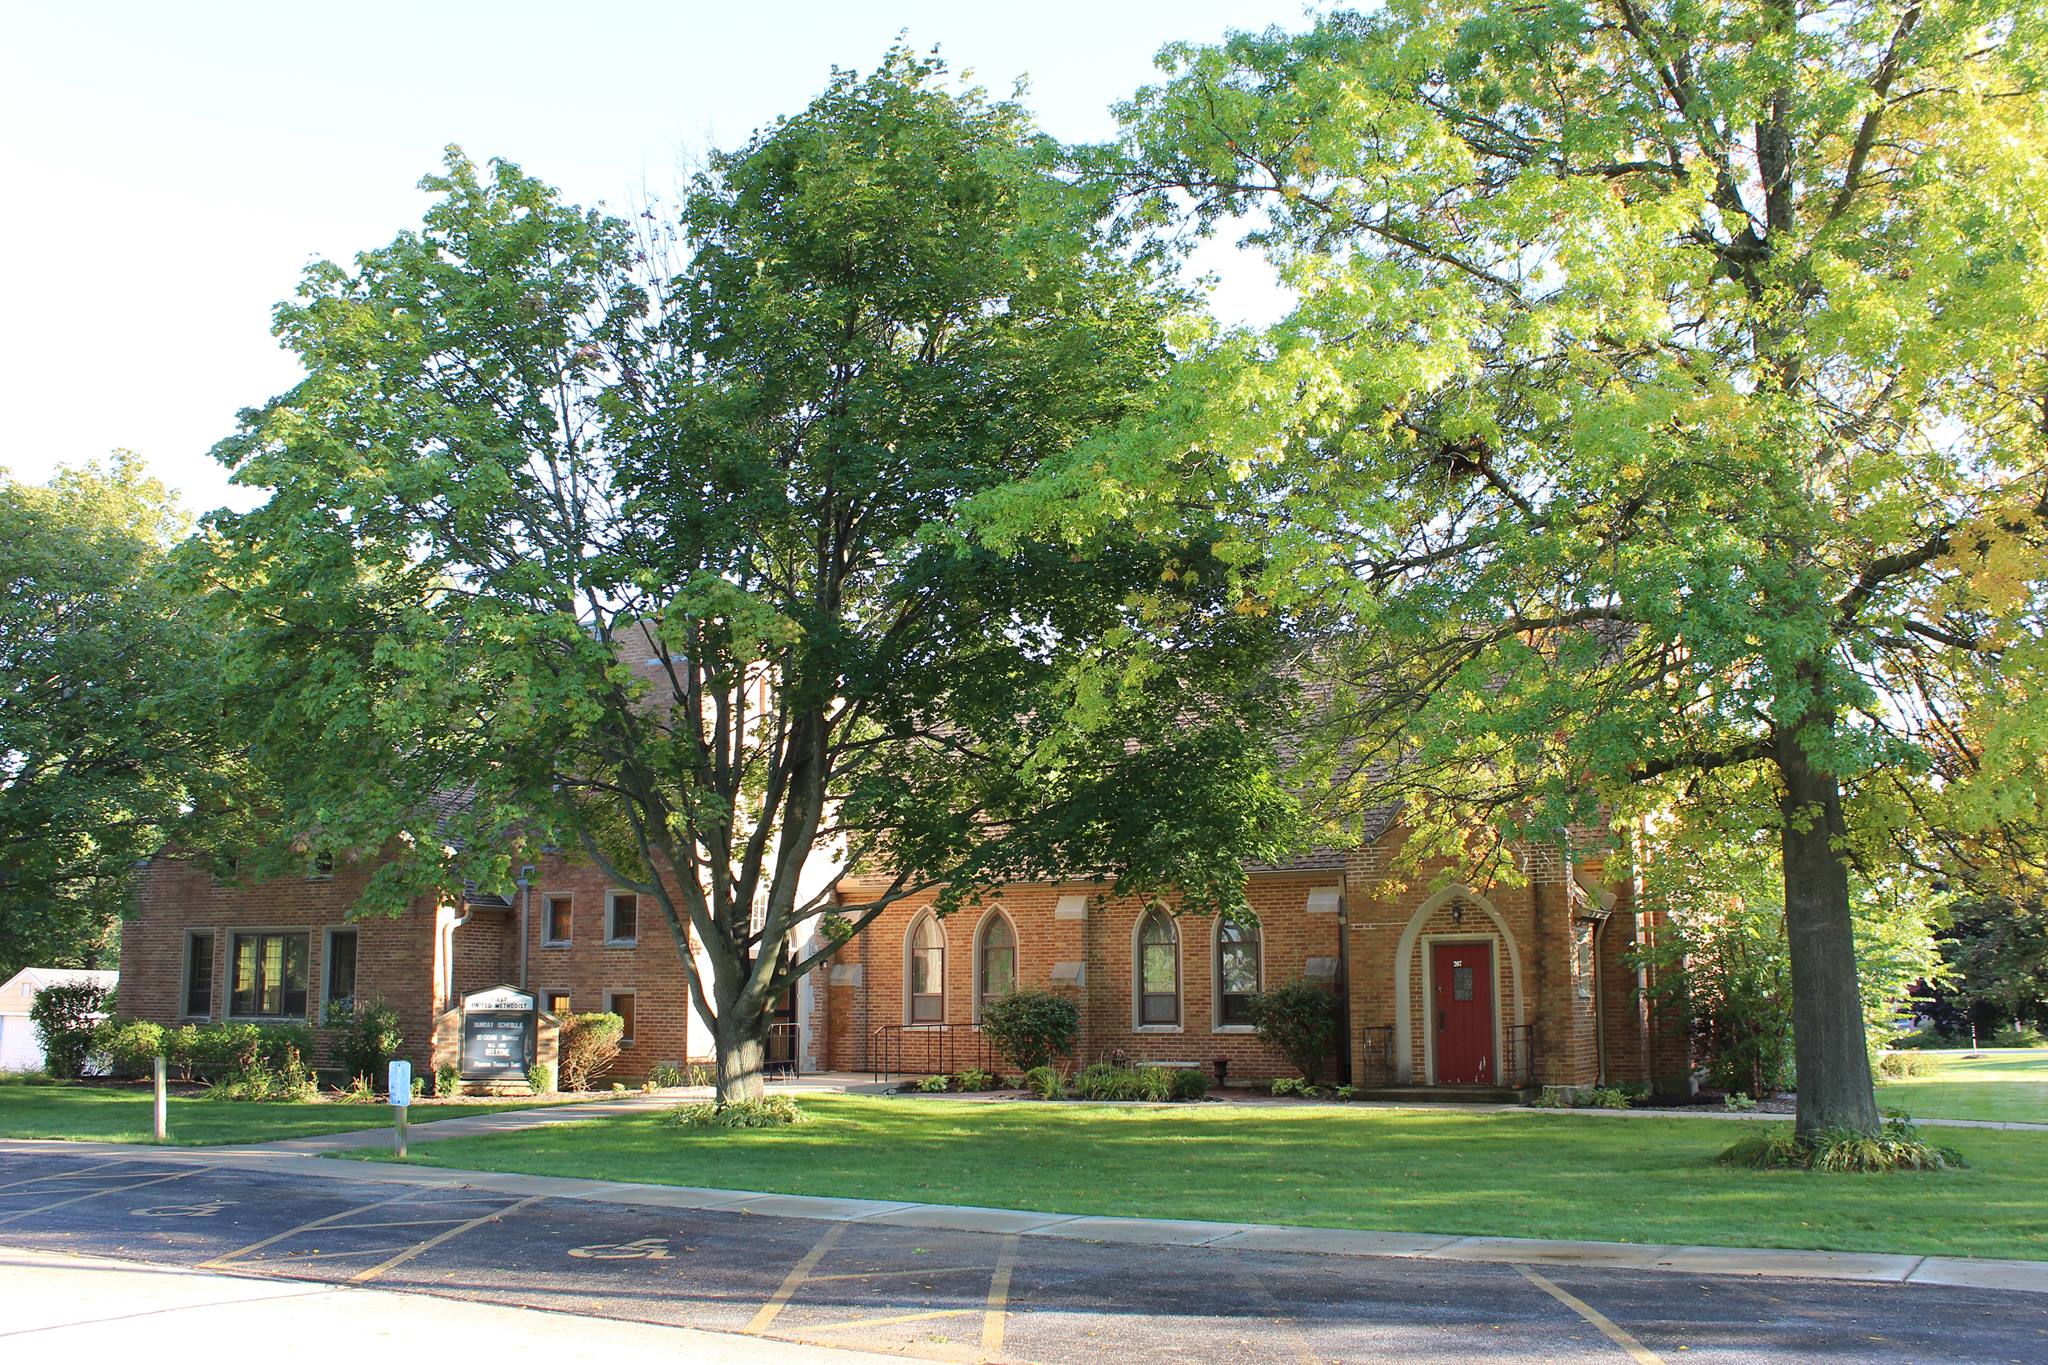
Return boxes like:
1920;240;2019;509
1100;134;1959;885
1;1149;2041;1363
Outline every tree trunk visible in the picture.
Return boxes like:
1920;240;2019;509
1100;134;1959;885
714;1013;771;1104
1776;730;1882;1139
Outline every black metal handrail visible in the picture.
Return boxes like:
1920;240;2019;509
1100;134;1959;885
869;1024;997;1082
1503;1023;1535;1088
1357;1025;1396;1087
767;1022;799;1078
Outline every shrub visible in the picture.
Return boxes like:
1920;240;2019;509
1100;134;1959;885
916;1073;951;1092
97;1019;165;1076
1072;1063;1171;1102
953;1067;999;1091
166;1024;201;1081
1022;1065;1064;1099
687;1062;716;1087
1724;1091;1757;1111
1247;981;1341;1084
1992;1024;2047;1048
435;1063;463;1098
666;1095;809;1129
558;1012;624;1091
1720;1115;1964;1172
1877;1051;1937;1078
650;1063;686;1089
1333;1084;1358;1101
255;1023;316;1073
977;991;1079;1072
1169;1068;1209;1102
527;1061;556;1094
189;1022;263;1080
610;1081;628;1095
1270;1076;1304;1097
331;999;404;1085
30;979;110;1078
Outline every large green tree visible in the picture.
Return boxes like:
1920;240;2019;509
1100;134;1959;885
0;456;226;980
994;1;2048;1135
203;52;1302;1099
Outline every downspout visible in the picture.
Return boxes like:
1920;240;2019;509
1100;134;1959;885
1592;915;1608;1088
1335;881;1354;1087
444;900;473;1012
516;865;535;991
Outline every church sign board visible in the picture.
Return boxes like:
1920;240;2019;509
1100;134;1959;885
460;985;538;1081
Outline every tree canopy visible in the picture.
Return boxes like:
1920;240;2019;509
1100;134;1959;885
972;0;2048;1134
0;456;227;980
201;50;1305;1098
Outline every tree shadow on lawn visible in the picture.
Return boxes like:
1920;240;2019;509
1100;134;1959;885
385;1097;2044;1258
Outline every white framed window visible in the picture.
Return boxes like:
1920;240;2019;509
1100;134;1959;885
974;912;1017;1021
1215;916;1261;1029
1135;907;1180;1028
907;913;945;1024
605;891;639;946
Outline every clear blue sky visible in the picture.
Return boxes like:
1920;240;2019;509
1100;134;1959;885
1;2;1318;514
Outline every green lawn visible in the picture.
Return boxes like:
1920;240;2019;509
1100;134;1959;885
344;1094;2048;1261
1877;1050;2048;1124
0;1084;552;1146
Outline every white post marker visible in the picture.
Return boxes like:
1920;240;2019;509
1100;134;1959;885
152;1056;168;1143
388;1059;413;1158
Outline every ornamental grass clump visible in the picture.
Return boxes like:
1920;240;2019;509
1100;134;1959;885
1719;1115;1964;1173
668;1095;809;1129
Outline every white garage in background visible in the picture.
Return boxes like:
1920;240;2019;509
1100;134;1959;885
0;968;117;1072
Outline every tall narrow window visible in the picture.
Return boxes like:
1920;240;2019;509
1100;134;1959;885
543;894;573;945
325;929;358;1013
183;931;214;1018
607;990;636;1045
229;931;309;1019
606;891;638;945
976;914;1016;1016
1217;917;1261;1027
908;915;945;1023
1137;909;1180;1026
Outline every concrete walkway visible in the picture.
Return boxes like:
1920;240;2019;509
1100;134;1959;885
257;1072;892;1151
0;1243;901;1363
4;1132;2042;1296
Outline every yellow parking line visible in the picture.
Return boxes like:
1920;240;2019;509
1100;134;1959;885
199;1191;419;1268
0;1167;206;1228
1518;1265;1665;1365
747;1221;848;1334
809;1263;996;1283
805;1308;980;1333
982;1233;1018;1358
1233;1267;1318;1365
348;1195;541;1283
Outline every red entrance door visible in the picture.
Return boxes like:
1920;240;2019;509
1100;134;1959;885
1432;942;1495;1085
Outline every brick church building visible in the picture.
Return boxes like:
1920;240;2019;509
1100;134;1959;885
120;810;1689;1096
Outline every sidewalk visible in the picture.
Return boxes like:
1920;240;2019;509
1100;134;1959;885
0;1243;897;1363
255;1071;893;1151
5;1133;2043;1296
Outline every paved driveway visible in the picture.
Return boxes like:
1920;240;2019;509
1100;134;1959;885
0;1148;2039;1363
